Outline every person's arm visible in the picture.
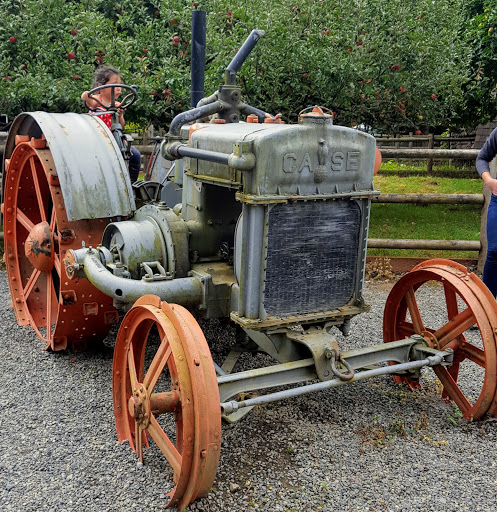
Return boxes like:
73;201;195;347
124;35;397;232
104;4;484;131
117;106;125;127
477;127;497;175
481;171;497;195
81;90;100;109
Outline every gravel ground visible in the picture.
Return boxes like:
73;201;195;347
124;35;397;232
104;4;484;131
1;269;496;512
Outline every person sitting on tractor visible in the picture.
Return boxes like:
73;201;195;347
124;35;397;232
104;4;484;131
81;66;141;182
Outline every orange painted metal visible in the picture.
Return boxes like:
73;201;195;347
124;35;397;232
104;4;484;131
383;258;497;420
24;221;54;273
112;295;221;510
2;139;117;351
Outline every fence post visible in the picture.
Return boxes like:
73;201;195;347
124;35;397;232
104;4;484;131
141;125;154;173
426;133;434;175
478;157;497;274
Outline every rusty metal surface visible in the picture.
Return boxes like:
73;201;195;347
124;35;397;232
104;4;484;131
2;138;117;350
4;112;135;221
383;258;497;420
112;295;221;510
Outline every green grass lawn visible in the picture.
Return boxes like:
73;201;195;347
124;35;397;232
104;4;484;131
369;175;483;258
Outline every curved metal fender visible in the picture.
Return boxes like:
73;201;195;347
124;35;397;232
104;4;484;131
3;112;135;221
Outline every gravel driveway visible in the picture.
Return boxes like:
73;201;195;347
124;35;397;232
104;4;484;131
1;270;496;512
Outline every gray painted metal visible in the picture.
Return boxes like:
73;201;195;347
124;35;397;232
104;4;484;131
5;112;135;221
220;351;449;414
218;358;316;402
72;248;203;305
217;337;429;402
189;121;377;197
238;203;265;318
102;218;166;280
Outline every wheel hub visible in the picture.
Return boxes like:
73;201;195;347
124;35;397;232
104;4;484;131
128;383;151;429
24;221;54;273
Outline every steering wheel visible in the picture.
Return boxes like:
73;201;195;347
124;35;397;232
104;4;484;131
86;83;138;113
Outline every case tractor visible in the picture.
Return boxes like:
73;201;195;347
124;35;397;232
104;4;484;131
2;30;497;510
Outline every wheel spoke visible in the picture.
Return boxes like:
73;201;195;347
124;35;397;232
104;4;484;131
460;343;486;367
16;207;35;232
23;268;41;300
135;422;143;463
53;254;61;277
397;320;415;338
45;272;53;337
128;344;138;389
49;207;56;233
443;282;459;320
433;365;471;414
143;341;172;391
442;363;460;400
29;156;47;222
405;287;424;333
433;308;476;349
148;415;182;474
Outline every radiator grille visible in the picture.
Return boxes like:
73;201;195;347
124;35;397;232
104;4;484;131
263;200;361;317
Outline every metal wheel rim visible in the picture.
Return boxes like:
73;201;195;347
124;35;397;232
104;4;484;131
3;138;116;350
112;295;221;509
383;259;497;420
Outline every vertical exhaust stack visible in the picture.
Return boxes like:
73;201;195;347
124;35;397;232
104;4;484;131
190;10;206;109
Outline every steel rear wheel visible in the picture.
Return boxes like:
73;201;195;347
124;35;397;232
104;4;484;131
2;136;117;350
383;259;497;420
113;295;221;510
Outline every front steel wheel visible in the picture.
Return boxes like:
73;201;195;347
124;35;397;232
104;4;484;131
383;259;497;420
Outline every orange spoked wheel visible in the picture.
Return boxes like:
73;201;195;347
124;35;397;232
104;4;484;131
383;259;497;420
113;295;221;510
2;136;117;351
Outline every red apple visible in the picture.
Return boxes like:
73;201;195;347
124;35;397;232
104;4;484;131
70;29;78;36
67;52;75;60
431;93;436;100
173;35;180;43
415;130;422;135
9;36;18;43
390;65;396;72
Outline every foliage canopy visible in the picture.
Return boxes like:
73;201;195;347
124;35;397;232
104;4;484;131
0;0;494;132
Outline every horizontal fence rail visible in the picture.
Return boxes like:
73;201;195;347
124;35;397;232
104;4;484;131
369;192;483;255
372;193;483;204
378;148;479;160
368;238;480;251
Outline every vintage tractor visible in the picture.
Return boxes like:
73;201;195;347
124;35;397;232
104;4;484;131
3;30;497;510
